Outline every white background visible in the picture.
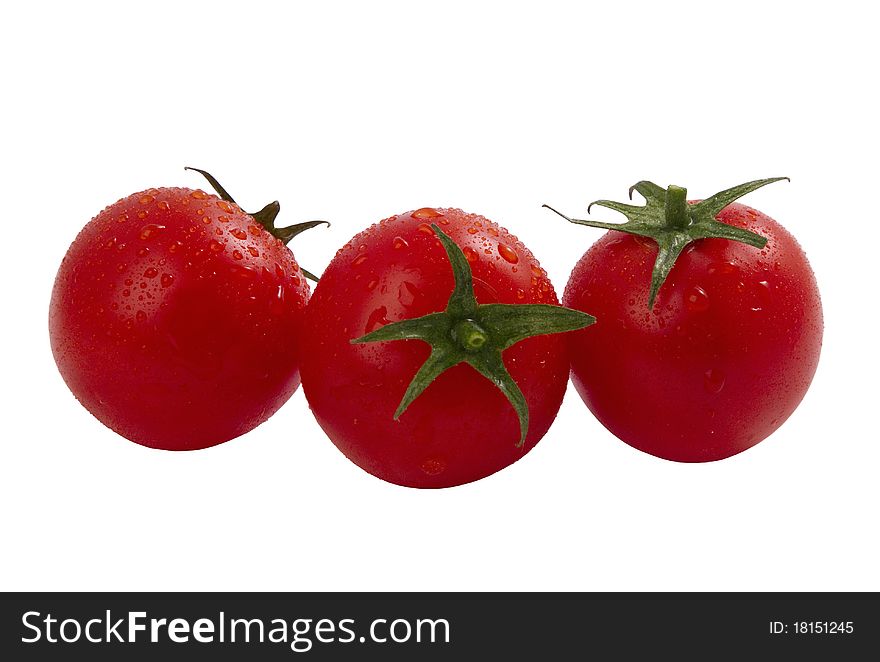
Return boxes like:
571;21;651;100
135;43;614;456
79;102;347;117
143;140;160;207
1;1;877;592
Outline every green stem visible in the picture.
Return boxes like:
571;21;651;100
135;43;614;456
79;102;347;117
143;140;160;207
664;185;689;230
452;319;489;352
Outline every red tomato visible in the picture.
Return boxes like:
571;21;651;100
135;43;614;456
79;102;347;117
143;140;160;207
49;185;310;450
563;200;823;462
300;208;571;488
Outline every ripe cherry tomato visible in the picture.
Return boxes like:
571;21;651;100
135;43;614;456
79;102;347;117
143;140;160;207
550;180;823;462
49;172;319;450
299;208;589;488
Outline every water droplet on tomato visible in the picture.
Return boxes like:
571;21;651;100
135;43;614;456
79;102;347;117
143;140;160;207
753;280;772;310
498;243;519;264
232;250;243;260
137;210;147;219
136;310;147;322
139;194;154;205
392;236;409;250
530;264;543;278
104;238;116;250
708;261;738;276
190;190;208;200
462;246;477;263
122;288;131;297
271;284;286;311
352;254;368;267
685;286;709;312
230;228;247;240
467;227;478;235
160;273;174;288
417;223;434;235
420;457;446;476
139;224;165;240
247;246;260;258
209;240;223;252
143;267;158;278
168;241;182;253
367;279;378;291
398;281;419;307
365;306;391;333
157;200;170;211
516;288;525;300
216;200;235;213
704;368;726;394
412;207;443;219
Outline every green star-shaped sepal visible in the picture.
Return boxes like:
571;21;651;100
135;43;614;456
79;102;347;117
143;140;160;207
351;225;595;447
544;178;789;308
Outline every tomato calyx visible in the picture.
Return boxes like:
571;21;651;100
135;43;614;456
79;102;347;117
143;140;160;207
544;177;789;308
351;224;595;447
185;167;328;281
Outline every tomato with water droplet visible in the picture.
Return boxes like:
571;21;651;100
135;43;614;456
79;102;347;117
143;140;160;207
299;207;568;488
562;199;823;462
49;181;313;450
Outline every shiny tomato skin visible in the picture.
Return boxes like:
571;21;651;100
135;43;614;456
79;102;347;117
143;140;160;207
49;187;310;450
300;208;568;488
563;202;823;462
